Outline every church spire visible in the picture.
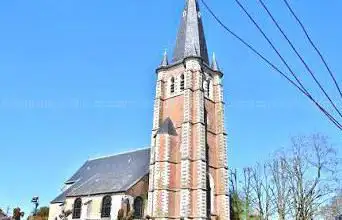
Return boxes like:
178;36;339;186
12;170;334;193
172;0;209;64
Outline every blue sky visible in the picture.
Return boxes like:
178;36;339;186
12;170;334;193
0;0;341;215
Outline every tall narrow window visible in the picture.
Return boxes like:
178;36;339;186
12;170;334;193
72;198;82;219
180;74;185;91
203;80;208;95
170;77;175;94
209;174;215;214
133;197;144;218
207;174;215;215
207;80;210;97
101;196;112;218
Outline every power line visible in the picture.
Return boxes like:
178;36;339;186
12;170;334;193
282;0;342;100
232;0;342;127
257;0;342;119
232;0;309;94
198;0;342;131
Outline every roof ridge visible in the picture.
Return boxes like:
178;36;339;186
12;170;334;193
88;147;150;161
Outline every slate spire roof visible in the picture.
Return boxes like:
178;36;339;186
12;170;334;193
172;0;209;64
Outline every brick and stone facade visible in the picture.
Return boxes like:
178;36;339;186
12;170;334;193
148;1;229;218
148;57;229;220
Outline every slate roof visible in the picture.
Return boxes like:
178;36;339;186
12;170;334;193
51;148;150;204
173;0;209;64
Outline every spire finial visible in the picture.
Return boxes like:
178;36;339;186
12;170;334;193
172;0;209;64
211;52;220;71
160;49;169;67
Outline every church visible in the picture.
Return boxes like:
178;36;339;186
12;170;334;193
48;0;229;220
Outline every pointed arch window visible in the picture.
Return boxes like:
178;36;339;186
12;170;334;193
101;196;112;218
170;77;175;94
72;198;82;219
180;74;185;91
133;196;144;218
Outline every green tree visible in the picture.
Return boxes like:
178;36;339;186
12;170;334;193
230;169;247;220
230;191;244;220
36;207;49;218
35;207;49;220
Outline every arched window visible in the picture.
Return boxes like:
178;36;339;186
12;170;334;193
180;74;185;91
170;77;175;94
72;198;82;219
101;196;112;218
133;197;144;218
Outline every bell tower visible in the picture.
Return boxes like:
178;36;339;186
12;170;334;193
148;0;229;219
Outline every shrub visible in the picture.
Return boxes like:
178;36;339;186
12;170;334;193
123;210;134;220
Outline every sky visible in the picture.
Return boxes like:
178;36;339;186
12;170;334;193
0;0;341;215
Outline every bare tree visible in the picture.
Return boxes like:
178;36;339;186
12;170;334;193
250;163;273;220
231;134;340;220
230;169;243;220
319;190;342;220
268;154;290;220
242;168;253;220
262;165;273;220
283;134;339;220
